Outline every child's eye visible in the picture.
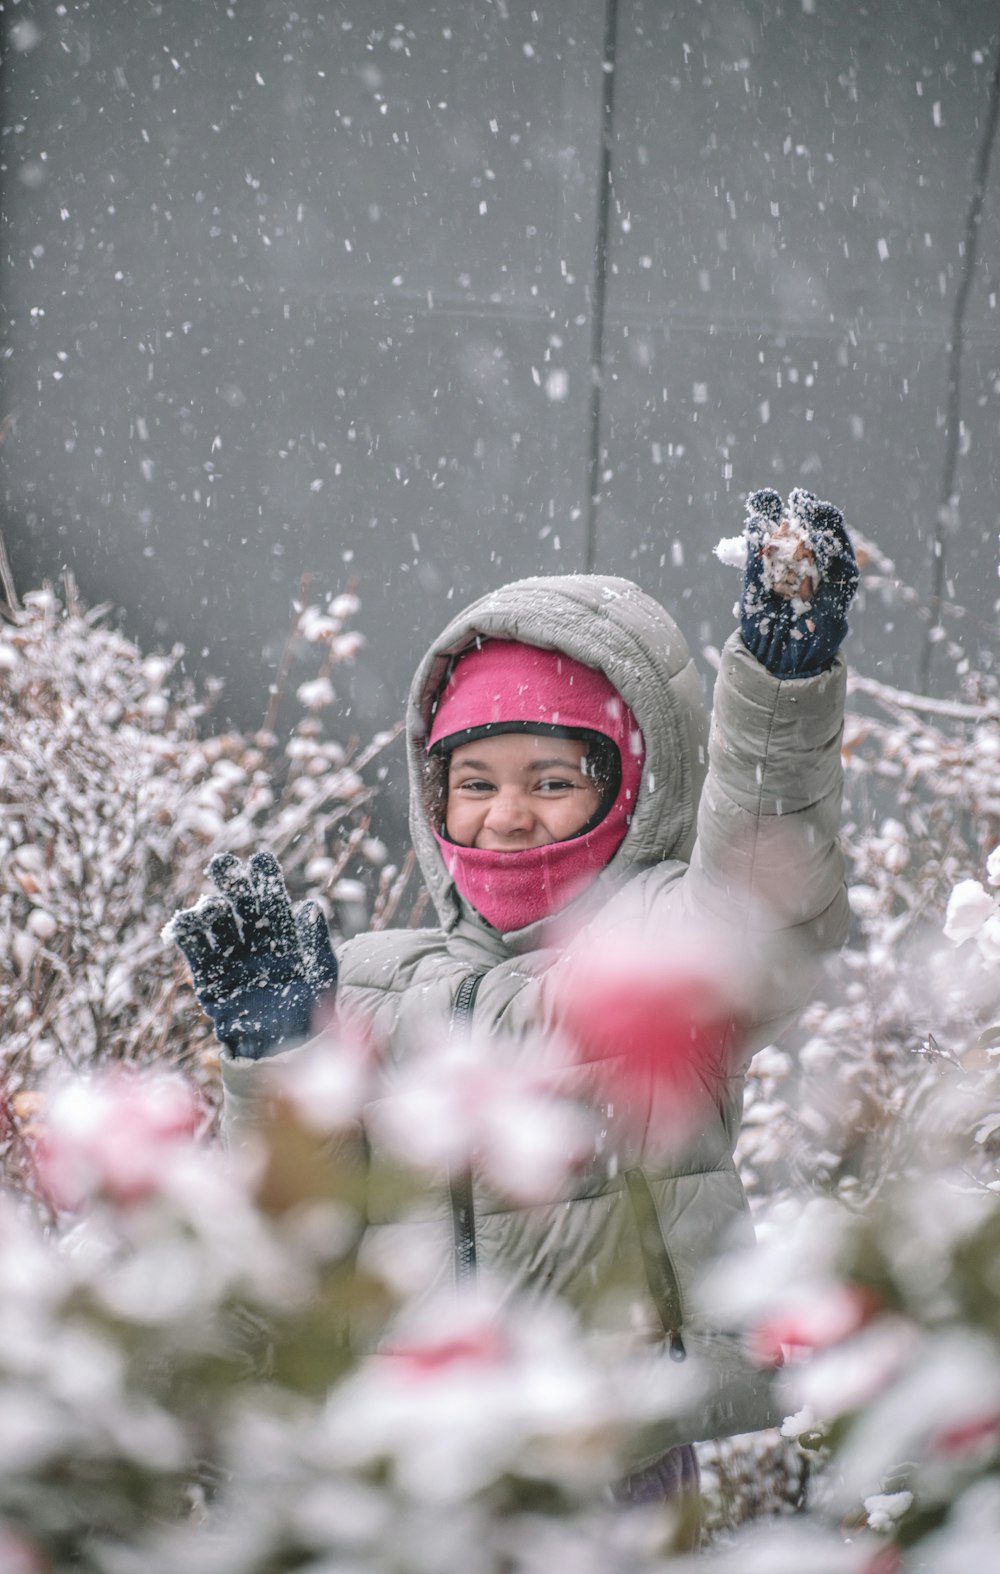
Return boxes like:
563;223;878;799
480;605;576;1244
458;778;495;793
536;778;576;793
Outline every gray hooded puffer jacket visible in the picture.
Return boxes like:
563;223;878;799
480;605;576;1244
222;574;849;1446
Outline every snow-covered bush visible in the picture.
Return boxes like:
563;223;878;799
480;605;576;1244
698;1039;1000;1572
4;884;998;1571
715;538;1000;1536
0;583;395;1194
737;540;1000;1212
692;853;1000;1567
0;1046;701;1572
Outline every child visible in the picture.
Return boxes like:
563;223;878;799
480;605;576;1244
168;487;858;1511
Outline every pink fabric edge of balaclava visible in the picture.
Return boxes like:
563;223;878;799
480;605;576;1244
428;639;645;933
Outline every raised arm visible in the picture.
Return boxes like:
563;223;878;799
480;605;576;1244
685;488;858;1054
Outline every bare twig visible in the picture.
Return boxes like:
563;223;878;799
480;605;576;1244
371;848;419;932
62;568;81;618
260;571;313;737
852;527;1000;644
847;671;999;724
407;885;431;930
267;722;403;858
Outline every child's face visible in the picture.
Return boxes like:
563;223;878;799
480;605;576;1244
445;732;603;850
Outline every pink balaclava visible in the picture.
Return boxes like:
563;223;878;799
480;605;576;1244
428;639;645;932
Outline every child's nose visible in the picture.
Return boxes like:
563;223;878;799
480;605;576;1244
484;787;535;833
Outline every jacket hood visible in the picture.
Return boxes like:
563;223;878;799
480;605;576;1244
406;574;710;938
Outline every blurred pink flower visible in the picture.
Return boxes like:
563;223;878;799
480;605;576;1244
750;1283;879;1367
323;1290;691;1503
383;1322;510;1378
864;1547;905;1574
33;1070;206;1213
0;1528;47;1574
934;1411;1000;1458
369;1033;596;1204
551;933;750;1148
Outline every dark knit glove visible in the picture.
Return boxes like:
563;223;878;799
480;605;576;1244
740;487;858;678
165;851;338;1059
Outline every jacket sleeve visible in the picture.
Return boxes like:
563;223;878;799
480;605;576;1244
681;630;850;1060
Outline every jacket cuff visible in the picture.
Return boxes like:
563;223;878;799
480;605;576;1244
219;1036;308;1139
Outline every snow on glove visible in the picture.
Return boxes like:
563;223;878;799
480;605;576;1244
164;851;338;1060
739;486;859;678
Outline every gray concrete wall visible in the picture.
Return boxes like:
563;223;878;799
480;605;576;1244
2;0;998;776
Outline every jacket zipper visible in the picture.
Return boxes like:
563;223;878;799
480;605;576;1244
448;972;485;1286
624;1167;687;1361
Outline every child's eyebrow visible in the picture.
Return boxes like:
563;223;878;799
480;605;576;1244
526;756;588;772
449;757;494;773
449;754;587;774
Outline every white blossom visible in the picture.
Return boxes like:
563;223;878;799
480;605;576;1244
943;879;996;945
